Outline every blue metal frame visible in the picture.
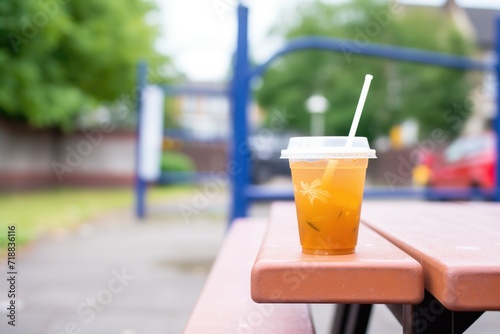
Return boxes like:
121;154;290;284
495;17;500;201
135;79;228;218
135;5;500;221
246;185;427;202
160;85;227;96
229;5;251;220
134;62;148;219
228;4;500;224
249;36;493;80
134;54;229;219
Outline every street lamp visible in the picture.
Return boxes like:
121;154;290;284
305;94;328;136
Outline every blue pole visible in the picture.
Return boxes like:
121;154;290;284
248;37;492;79
160;85;228;96
135;62;148;219
495;17;500;201
229;4;250;224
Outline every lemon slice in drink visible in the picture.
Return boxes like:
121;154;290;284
321;160;338;187
321;159;357;212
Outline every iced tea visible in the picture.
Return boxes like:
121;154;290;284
290;158;368;255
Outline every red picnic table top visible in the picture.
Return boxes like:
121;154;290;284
361;201;500;311
185;218;314;334
251;202;424;304
251;200;500;315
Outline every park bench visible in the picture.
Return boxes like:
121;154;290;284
186;201;500;333
361;201;500;333
251;201;500;333
183;218;314;334
251;202;424;334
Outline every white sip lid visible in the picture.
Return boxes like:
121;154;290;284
280;136;376;159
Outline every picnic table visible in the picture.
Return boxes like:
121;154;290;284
251;201;500;334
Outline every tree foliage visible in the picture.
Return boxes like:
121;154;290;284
0;0;170;130
255;0;476;141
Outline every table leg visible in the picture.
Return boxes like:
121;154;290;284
395;291;484;334
330;304;373;334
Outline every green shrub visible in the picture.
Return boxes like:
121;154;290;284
161;151;195;172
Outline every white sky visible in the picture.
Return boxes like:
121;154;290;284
153;0;500;81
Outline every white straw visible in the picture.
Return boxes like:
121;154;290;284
346;74;373;147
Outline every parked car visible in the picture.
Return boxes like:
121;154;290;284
249;131;300;184
413;132;496;196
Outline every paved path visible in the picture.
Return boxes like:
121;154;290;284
0;195;226;334
1;191;499;333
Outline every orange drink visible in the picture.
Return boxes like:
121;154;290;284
281;136;376;255
290;158;368;254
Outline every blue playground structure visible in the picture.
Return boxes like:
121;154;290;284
133;65;228;218
135;4;500;223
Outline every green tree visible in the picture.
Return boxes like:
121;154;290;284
255;0;475;141
0;0;171;130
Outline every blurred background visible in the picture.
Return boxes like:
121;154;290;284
1;0;500;333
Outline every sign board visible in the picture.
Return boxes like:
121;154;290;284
138;85;165;181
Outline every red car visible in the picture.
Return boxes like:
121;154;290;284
416;132;496;197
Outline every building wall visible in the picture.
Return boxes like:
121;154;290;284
179;141;227;172
0;120;136;190
0;121;57;188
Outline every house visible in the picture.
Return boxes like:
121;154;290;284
404;0;500;134
172;81;264;141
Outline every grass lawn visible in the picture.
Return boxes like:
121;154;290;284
0;185;192;249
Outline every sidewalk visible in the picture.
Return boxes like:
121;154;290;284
0;193;227;334
0;190;499;333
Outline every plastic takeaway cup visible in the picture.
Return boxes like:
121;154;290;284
281;136;376;255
